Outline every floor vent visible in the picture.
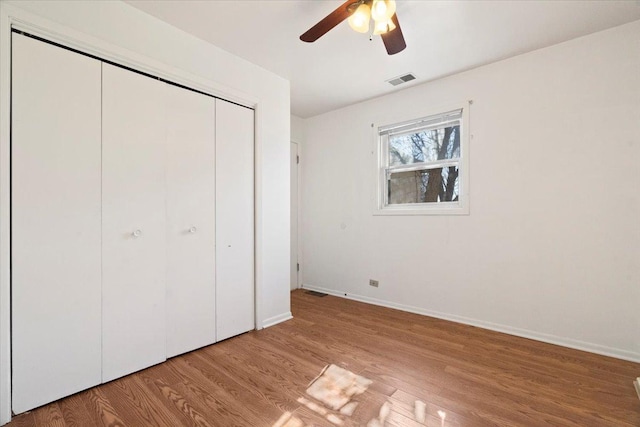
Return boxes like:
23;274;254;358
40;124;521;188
387;73;416;86
305;290;328;297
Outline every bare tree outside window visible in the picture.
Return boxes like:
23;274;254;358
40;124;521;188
388;125;460;204
377;107;468;214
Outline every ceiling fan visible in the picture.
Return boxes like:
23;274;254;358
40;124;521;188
300;0;406;55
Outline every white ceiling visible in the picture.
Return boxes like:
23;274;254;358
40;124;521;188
125;1;640;118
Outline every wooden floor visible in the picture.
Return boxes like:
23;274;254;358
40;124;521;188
8;290;640;426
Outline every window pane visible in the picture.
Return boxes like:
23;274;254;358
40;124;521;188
388;166;459;204
388;125;460;167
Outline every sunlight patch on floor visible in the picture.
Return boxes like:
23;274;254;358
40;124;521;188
366;401;391;427
438;409;447;426
272;412;304;427
306;364;373;410
414;400;426;423
273;363;451;426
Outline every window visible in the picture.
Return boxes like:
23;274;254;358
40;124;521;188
376;106;469;215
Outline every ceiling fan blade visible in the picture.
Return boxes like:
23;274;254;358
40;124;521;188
300;0;355;43
381;14;406;55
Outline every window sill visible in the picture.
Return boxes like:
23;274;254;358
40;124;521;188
373;202;469;216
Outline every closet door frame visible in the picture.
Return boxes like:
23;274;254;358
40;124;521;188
0;8;262;424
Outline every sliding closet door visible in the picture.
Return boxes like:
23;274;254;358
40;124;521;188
215;100;255;341
102;64;167;382
165;85;216;358
11;34;102;413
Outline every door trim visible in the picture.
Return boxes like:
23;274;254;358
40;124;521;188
290;140;303;290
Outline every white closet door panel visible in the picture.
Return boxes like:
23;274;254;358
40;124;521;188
11;34;102;413
215;100;255;341
165;85;216;358
102;63;167;382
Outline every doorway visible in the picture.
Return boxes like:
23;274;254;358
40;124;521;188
290;142;299;290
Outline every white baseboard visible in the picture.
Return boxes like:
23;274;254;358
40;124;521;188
301;284;640;364
262;312;293;329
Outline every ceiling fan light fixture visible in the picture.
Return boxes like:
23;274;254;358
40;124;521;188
371;0;396;22
348;3;371;34
373;17;396;35
299;0;406;55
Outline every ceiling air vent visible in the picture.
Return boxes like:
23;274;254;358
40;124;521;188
387;73;416;86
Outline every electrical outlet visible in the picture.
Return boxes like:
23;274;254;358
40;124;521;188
369;279;379;288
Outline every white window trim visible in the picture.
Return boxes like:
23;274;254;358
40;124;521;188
373;101;471;216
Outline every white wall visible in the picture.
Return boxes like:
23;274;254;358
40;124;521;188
291;114;306;143
301;21;640;362
0;1;291;423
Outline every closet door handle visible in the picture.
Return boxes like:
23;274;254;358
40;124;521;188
189;226;197;234
132;229;142;238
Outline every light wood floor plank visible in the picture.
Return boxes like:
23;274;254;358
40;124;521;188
8;290;640;426
57;392;95;427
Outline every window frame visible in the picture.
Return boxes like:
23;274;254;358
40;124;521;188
374;102;470;216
